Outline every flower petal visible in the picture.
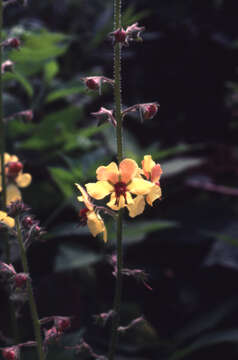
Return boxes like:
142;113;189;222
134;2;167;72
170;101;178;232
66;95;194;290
6;184;21;206
86;181;113;200
125;191;134;205
87;211;107;242
146;185;162;206
75;183;94;211
127;195;146;218
0;211;15;228
96;162;119;184
119;159;138;184
15;173;32;188
107;193;126;210
142;155;155;176
151;164;163;183
127;178;154;195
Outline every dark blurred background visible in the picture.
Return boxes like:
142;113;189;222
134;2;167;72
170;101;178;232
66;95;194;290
1;0;238;359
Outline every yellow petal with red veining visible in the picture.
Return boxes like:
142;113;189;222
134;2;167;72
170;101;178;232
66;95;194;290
127;178;154;195
119;158;138;184
75;183;94;211
146;185;162;206
6;184;21;206
15;173;32;188
96;162;119;184
86;181;113;200
127;195;146;218
87;211;107;242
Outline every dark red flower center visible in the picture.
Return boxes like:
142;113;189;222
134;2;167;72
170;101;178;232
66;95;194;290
143;104;158;119
113;28;127;43
85;78;99;90
114;182;127;205
79;208;89;226
7;161;23;178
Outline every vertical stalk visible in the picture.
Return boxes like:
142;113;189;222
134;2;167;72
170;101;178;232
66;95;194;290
15;216;45;360
108;0;123;359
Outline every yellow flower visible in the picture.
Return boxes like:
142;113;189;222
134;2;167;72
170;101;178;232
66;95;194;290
127;155;162;217
75;183;107;242
85;159;154;212
0;153;32;206
0;211;15;228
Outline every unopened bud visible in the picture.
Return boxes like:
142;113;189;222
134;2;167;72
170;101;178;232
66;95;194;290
7;201;30;218
1;347;19;360
7;161;23;178
14;273;29;288
1;60;14;74
91;107;116;127
8;38;21;49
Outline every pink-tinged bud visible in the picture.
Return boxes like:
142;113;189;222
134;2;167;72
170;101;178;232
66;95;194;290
86;78;99;90
117;316;145;334
19;110;33;122
7;201;30;218
112;28;127;43
141;103;159;120
0;261;16;275
55;316;71;332
91;107;117;127
14;273;28;288
81;76;114;95
94;310;115;327
1;60;14;74
1;347;19;360
44;327;60;344
7;161;23;178
22;216;34;228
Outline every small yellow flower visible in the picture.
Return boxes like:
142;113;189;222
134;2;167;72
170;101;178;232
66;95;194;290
127;155;162;217
85;159;154;212
0;211;15;228
75;183;107;242
0;153;32;205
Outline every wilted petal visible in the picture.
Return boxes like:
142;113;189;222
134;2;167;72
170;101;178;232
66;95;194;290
86;181;113;200
6;184;21;205
75;183;94;211
127;195;145;218
15;173;31;188
146;185;162;206
119;159;138;184
127;178;154;195
151;164;163;183
87;211;107;242
96;162;119;184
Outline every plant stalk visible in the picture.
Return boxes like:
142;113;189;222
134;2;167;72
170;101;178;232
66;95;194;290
16;216;45;360
108;0;123;359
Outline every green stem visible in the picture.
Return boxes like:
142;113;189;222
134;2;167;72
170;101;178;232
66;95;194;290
108;1;123;359
16;216;45;360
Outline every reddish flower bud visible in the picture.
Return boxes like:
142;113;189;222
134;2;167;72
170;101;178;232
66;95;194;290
86;78;99;90
7;201;30;218
44;327;61;344
22;216;34;228
14;273;28;288
112;28;127;43
81;76;114;95
1;60;14;74
1;347;19;360
9;38;21;49
55;316;71;332
19;110;33;122
91;107;117;127
141;103;158;120
7;161;23;178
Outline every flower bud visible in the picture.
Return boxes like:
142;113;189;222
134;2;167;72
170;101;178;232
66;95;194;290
111;28;127;43
1;347;19;360
91;107;116;127
1;60;14;74
7;161;23;178
140;103;159;120
14;273;29;288
7;201;30;218
8;38;21;49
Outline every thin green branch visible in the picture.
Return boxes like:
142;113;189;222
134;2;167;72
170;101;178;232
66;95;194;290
16;216;45;360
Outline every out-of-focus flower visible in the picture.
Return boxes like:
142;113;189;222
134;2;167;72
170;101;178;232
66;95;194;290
1;346;19;360
81;76;114;95
1;60;14;74
86;159;153;213
109;22;145;46
1;38;21;49
75;184;107;242
0;153;32;206
127;155;162;217
91;106;117;127
0;211;15;228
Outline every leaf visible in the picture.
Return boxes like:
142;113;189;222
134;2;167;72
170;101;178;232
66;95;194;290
169;329;238;360
161;157;203;177
109;220;178;246
54;244;102;272
44;60;59;83
3;71;33;97
46;84;85;103
49;167;82;198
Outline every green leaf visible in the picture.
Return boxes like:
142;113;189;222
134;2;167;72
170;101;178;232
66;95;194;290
44;60;59;83
54;244;102;272
3;71;33;97
46;84;85;103
49;167;82;198
169;329;238;360
161;157;204;177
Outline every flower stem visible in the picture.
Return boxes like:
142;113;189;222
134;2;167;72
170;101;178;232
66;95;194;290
15;216;45;360
108;1;123;359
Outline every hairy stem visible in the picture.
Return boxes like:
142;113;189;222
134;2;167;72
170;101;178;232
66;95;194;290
108;0;123;359
16;216;45;360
